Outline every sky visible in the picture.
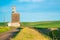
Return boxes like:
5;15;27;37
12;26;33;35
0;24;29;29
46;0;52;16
0;0;60;22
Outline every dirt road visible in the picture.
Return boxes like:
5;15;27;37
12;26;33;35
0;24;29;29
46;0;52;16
0;28;19;40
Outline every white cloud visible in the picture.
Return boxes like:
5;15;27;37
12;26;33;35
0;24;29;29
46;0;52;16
18;0;44;2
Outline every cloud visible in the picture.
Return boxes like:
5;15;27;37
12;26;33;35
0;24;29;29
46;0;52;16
18;0;44;2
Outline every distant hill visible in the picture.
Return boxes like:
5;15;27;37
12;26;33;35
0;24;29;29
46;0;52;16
21;21;60;28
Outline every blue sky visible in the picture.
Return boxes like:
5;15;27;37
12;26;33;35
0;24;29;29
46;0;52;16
0;0;60;22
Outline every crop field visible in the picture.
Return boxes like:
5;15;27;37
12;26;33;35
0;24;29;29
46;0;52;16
21;21;60;28
0;22;11;33
0;22;8;26
0;27;11;33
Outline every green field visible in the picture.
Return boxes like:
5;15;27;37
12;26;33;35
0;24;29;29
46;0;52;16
21;21;60;28
0;22;11;33
0;27;11;33
0;22;8;26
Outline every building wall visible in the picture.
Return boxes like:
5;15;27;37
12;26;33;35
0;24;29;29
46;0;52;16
12;13;20;23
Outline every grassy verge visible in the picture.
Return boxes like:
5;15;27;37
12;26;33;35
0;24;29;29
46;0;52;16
0;26;11;33
12;27;52;40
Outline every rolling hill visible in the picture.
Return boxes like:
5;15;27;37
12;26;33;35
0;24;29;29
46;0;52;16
21;21;60;28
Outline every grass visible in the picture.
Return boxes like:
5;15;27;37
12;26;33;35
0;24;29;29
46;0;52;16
49;30;60;40
0;22;8;26
0;27;11;33
21;21;60;28
12;27;52;40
